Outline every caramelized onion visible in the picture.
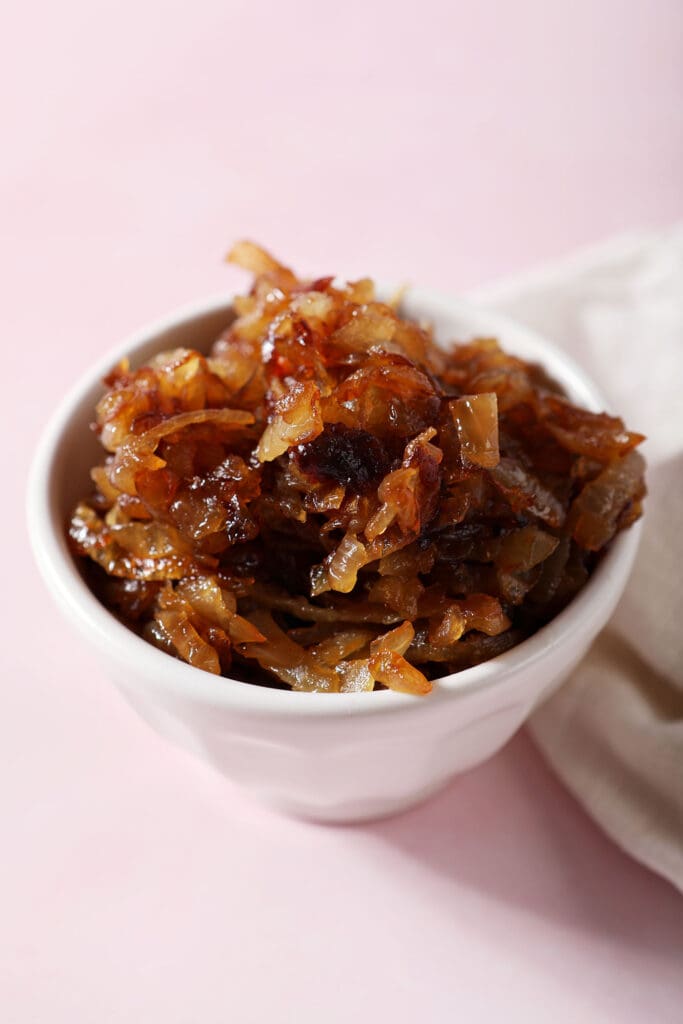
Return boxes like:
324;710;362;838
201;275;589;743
450;393;500;468
68;242;646;693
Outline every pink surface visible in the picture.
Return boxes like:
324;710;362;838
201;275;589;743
3;1;682;1020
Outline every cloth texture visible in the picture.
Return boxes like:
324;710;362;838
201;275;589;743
472;227;683;892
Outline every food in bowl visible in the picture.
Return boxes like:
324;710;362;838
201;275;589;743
67;243;646;695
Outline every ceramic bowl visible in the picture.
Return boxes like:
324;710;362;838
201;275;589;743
27;289;641;822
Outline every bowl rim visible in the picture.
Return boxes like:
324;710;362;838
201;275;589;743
27;288;642;718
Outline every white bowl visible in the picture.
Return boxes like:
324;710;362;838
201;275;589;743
27;289;641;822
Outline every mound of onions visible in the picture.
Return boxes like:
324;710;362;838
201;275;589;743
68;243;646;694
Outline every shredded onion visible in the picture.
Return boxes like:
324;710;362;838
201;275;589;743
68;242;646;694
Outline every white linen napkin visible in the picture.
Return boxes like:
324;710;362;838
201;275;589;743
471;226;683;892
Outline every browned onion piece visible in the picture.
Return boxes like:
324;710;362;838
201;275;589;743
310;629;375;666
496;526;560;573
450;393;500;468
368;650;432;695
237;610;340;692
571;450;646;551
338;660;375;693
539;394;645;459
256;381;323;463
110;407;254;494
370;620;415;657
69;504;198;580
428;605;465;645
154;587;222;675
489;457;566;527
310;533;369;596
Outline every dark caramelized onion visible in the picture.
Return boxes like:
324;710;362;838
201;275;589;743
295;424;393;490
67;243;646;694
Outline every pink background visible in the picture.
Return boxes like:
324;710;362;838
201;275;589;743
3;1;682;1020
